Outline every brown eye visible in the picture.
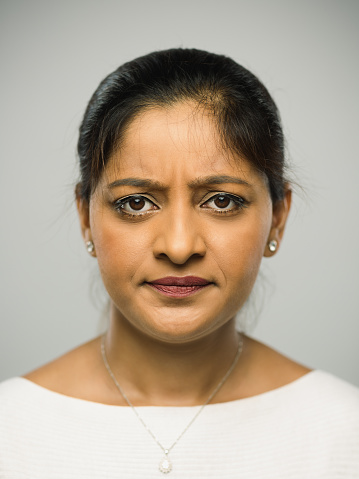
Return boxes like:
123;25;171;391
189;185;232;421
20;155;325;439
202;193;247;213
214;195;231;208
129;197;146;211
115;195;158;216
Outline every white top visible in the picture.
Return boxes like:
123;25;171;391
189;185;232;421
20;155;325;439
0;371;358;478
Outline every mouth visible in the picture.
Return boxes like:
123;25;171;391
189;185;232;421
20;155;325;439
146;276;213;298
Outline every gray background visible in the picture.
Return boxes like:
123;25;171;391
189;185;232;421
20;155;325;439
1;0;358;386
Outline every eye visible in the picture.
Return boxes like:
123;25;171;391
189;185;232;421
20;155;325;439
114;195;158;216
201;193;247;213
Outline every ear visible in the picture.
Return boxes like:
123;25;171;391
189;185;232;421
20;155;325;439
264;186;292;257
76;185;96;257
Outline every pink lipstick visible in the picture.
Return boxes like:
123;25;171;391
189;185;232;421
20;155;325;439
146;276;212;298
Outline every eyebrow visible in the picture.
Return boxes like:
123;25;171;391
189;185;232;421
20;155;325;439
107;175;250;190
188;175;250;187
107;178;165;189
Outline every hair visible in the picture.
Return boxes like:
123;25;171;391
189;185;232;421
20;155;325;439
77;48;287;202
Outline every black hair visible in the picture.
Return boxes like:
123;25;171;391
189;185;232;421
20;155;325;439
77;48;286;202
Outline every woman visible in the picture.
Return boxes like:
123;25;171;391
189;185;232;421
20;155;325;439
1;48;358;478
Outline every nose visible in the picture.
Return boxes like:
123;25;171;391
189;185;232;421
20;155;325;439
153;209;206;265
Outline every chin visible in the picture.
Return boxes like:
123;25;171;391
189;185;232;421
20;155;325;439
137;311;227;345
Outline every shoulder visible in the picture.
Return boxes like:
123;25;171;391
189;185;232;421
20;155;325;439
21;336;109;403
267;370;359;451
240;336;359;417
304;369;359;398
296;370;359;414
0;376;31;404
293;372;359;465
237;336;312;398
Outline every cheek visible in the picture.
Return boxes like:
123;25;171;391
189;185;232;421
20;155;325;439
91;217;149;287
211;214;270;286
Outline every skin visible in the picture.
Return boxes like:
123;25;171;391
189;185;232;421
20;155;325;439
25;103;310;406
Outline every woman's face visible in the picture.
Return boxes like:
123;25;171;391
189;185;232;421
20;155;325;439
78;103;289;343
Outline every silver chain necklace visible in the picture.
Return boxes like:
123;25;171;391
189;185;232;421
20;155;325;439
101;334;243;474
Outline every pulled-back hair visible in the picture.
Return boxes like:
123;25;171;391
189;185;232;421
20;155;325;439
77;48;286;202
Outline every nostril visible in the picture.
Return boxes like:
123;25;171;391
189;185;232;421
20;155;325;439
152;229;206;264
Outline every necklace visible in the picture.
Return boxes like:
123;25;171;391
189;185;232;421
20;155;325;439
101;334;243;474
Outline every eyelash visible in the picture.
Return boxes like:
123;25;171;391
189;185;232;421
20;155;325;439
113;193;248;218
114;195;158;218
202;193;248;214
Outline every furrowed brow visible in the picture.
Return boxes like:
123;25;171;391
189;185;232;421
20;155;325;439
107;175;251;190
107;178;165;189
188;175;250;188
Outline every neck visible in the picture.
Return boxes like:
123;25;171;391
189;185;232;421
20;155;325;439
103;306;243;407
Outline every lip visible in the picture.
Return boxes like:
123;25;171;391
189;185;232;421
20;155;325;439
146;276;212;298
150;276;210;286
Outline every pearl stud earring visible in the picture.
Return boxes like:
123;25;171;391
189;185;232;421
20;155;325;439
268;240;278;252
86;240;95;254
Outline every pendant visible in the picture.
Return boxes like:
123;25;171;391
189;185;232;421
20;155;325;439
159;450;172;474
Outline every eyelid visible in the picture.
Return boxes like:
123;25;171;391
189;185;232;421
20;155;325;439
114;194;159;216
115;193;156;202
200;192;248;212
202;191;246;202
113;192;247;217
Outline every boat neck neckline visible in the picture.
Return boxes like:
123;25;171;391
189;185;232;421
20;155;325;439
15;370;318;409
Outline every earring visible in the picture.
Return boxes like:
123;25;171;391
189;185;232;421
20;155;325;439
86;240;95;254
268;240;278;252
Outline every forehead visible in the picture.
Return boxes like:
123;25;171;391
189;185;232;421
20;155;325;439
102;103;266;187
